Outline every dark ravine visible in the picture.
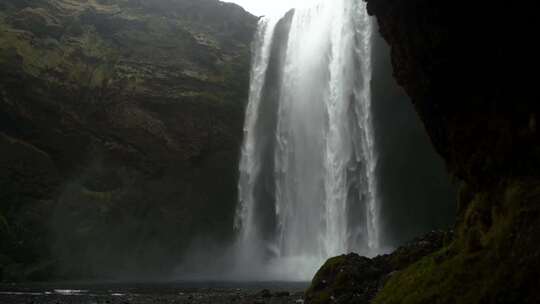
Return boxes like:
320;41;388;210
308;1;539;303
0;0;257;281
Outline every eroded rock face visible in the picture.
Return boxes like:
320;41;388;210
364;0;538;186
0;0;257;280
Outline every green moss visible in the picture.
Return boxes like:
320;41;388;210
81;189;114;202
374;247;472;304
308;256;345;287
373;179;540;304
306;255;370;304
309;290;332;304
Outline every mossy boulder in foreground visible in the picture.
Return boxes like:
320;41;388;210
305;230;452;304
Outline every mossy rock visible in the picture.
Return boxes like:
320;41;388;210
306;254;384;304
373;179;540;304
306;231;452;304
8;7;63;38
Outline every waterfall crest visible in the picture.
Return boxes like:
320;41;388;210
235;0;379;280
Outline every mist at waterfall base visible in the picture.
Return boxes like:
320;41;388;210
176;1;455;282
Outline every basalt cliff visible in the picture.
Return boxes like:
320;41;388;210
0;0;256;281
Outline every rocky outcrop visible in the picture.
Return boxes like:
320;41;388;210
0;0;257;280
309;1;539;303
305;230;452;304
363;0;538;186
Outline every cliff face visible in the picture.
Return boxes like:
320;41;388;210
364;1;538;303
365;1;538;184
0;0;257;280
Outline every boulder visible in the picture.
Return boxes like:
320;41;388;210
305;230;452;304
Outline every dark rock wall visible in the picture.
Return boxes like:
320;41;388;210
366;0;538;185
0;0;257;281
363;0;539;303
371;27;456;248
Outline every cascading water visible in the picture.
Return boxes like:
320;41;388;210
235;17;279;252
235;0;379;280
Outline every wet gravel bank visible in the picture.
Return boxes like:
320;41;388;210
0;283;307;304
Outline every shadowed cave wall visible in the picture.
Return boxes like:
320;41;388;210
371;26;456;249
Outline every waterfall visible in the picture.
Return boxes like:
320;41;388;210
236;17;279;249
235;0;379;280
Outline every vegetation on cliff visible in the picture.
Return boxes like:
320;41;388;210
0;0;257;281
373;180;540;303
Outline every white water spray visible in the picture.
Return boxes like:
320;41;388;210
235;0;379;281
